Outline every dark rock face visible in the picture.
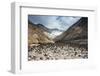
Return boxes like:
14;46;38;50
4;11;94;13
54;17;88;48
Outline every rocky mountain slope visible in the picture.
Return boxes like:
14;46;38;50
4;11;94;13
28;20;54;46
54;17;88;46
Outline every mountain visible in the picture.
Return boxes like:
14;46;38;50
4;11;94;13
49;28;63;32
28;20;51;33
48;28;63;38
54;17;88;45
28;20;54;45
36;24;51;33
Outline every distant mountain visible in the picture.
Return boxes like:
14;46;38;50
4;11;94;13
29;20;51;33
36;24;51;33
28;20;54;45
49;28;63;32
54;17;88;45
49;28;63;38
28;20;64;39
48;28;63;38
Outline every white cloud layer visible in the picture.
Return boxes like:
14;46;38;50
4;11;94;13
28;15;81;31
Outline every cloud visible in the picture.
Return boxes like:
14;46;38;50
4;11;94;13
28;15;81;31
56;16;81;30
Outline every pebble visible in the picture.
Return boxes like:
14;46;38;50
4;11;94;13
28;43;88;61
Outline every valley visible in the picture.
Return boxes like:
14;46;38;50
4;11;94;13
28;17;88;61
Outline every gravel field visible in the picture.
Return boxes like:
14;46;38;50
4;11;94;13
28;43;88;61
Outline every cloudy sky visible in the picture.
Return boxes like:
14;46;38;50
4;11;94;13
28;15;81;31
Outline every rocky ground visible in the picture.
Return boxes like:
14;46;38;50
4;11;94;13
28;43;88;61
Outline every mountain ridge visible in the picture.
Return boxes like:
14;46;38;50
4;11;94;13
54;17;88;47
28;20;54;46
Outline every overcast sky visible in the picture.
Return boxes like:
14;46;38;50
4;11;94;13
28;15;81;31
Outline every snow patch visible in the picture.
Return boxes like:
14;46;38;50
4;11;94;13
50;31;63;38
